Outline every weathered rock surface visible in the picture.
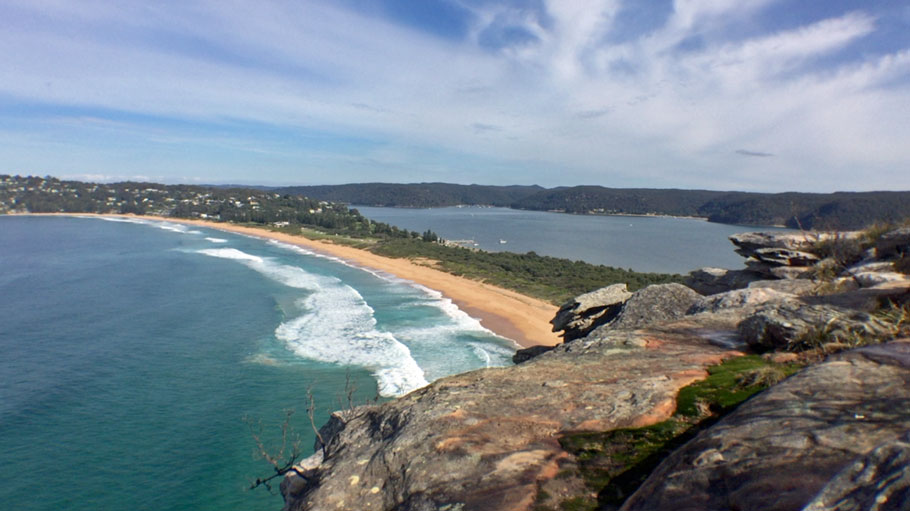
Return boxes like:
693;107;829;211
687;287;795;315
281;317;745;511
620;340;910;511
801;436;910;511
512;345;554;364
748;278;820;296
595;283;701;332
550;283;632;341
738;301;891;351
730;231;860;259
685;267;763;295
753;247;820;267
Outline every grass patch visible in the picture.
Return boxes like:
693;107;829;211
557;355;802;509
370;238;681;304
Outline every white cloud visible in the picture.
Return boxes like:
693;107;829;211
0;0;908;190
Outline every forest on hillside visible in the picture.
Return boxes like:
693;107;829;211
276;183;910;230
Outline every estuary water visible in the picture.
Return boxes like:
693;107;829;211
0;216;514;511
356;206;783;274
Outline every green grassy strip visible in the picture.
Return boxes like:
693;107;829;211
369;238;682;305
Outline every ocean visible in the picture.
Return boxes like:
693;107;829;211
0;215;515;511
356;206;780;274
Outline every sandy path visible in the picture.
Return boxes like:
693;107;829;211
21;213;561;348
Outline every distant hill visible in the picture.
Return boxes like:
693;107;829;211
278;182;910;230
274;183;545;208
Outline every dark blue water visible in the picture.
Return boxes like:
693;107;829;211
0;216;514;511
356;206;782;274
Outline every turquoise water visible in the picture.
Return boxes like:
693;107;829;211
0;216;515;511
356;206;783;274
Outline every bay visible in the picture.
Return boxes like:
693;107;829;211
356;206;788;274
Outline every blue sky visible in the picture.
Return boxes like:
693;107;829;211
1;0;908;191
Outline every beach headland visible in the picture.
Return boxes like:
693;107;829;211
19;213;560;348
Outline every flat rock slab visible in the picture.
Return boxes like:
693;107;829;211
620;340;910;511
551;283;632;341
282;318;744;511
730;231;861;259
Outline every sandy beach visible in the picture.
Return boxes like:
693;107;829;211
24;213;561;348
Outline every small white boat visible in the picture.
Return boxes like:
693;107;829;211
499;239;507;244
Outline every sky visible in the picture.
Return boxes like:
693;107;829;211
1;0;909;192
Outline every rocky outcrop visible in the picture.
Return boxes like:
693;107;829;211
687;287;795;315
801;436;910;511
550;283;632;341
729;231;859;257
738;301;892;352
600;283;701;331
552;283;701;345
684;267;763;295
620;340;910;511
281;316;745;511
511;345;554;364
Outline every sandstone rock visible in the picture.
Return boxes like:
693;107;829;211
685;267;763;295
801;436;910;511
848;261;896;274
281;317;745;511
512;345;554;364
748;278;821;296
876;227;910;259
688;287;795;315
754;248;820;267
853;271;910;288
730;232;819;258
738;301;893;352
591;283;702;335
551;283;632;341
769;265;810;280
620;341;910;511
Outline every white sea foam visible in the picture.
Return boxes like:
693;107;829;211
197;248;264;264
266;239;502;339
195;247;428;396
95;216;201;236
205;237;228;243
97;216;150;225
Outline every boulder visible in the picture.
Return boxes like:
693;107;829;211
737;302;892;352
620;341;910;511
551;283;632;341
876;227;910;259
590;283;702;335
685;267;763;295
511;345;554;364
801;436;910;511
688;287;795;315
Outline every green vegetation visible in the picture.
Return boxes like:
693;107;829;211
372;238;681;304
275;182;545;208
553;356;802;511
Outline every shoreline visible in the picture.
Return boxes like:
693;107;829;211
11;213;561;348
